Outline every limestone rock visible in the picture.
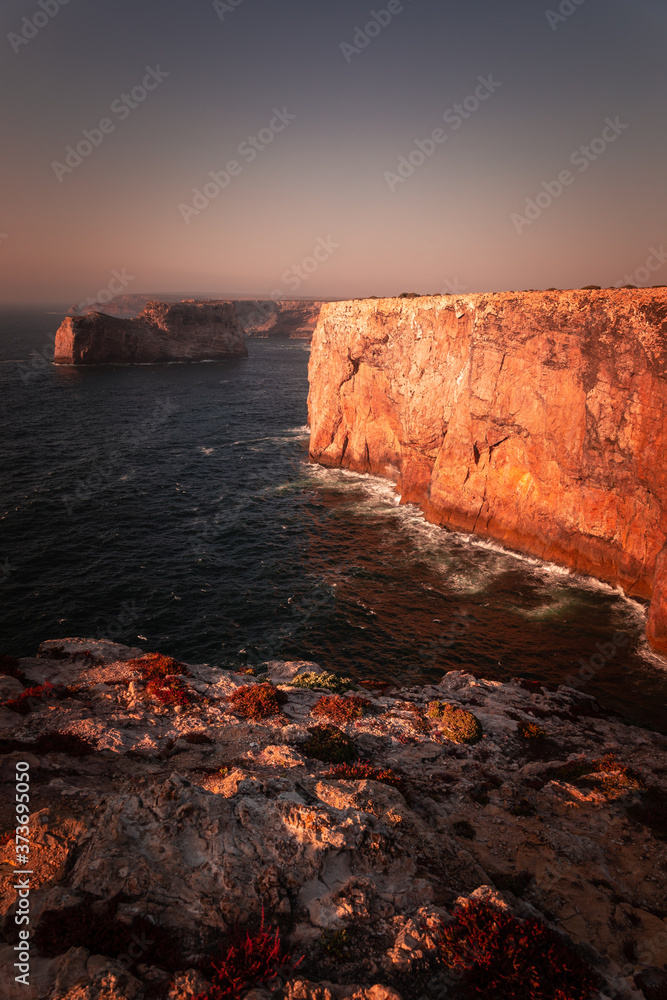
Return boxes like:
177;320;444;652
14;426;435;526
54;301;247;365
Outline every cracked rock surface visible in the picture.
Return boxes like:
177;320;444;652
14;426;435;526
0;638;666;999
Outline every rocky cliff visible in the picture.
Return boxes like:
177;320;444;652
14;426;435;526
308;290;667;652
1;637;666;1000
69;296;325;339
55;301;247;364
236;299;324;339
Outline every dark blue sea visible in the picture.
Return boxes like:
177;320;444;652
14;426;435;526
1;307;666;732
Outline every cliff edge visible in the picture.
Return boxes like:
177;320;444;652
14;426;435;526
308;290;667;653
54;300;247;364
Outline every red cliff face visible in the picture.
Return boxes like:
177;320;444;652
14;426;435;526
308;290;667;652
55;300;247;364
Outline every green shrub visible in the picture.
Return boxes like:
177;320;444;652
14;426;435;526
427;701;483;744
302;724;356;763
290;671;355;695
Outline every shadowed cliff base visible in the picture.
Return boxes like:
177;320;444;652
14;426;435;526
307;289;667;655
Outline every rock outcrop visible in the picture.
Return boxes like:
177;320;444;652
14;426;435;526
68;297;325;340
1;638;666;999
236;300;324;339
308;290;667;652
54;301;247;365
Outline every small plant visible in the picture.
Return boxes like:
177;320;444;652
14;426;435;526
0;831;13;847
452;820;476;839
436;897;599;999
127;652;190;681
229;684;286;720
547;754;645;791
290;671;355;695
327;761;404;792
312;694;370;724
317;928;353;962
146;677;192;708
193;911;303;1000
3;682;58;715
427;701;483;744
302;724;356;763
517;722;547;740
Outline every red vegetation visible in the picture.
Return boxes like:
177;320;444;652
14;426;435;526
126;652;193;709
437;898;599;999
229;684;286;720
194;911;303;1000
127;652;189;680
327;761;405;792
312;694;370;724
145;678;192;708
3;682;57;715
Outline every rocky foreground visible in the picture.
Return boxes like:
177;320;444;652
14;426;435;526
308;290;667;653
54;302;248;365
1;639;666;1000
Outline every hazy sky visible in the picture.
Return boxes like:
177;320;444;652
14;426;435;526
1;0;666;304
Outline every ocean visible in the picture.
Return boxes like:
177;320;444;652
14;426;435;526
1;307;666;732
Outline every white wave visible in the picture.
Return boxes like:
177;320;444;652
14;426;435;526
302;463;658;617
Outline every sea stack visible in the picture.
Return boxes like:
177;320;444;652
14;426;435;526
307;288;667;653
54;300;248;365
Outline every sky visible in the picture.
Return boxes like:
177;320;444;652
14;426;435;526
1;0;666;304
